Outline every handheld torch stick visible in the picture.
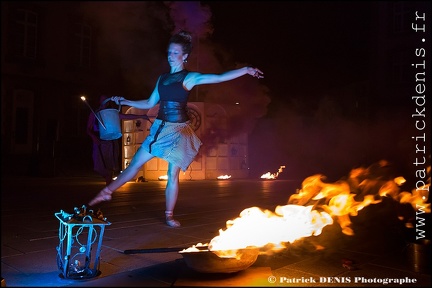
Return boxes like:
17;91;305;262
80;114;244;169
123;247;188;254
80;96;106;130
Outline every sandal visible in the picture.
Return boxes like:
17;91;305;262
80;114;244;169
89;187;113;206
165;211;181;228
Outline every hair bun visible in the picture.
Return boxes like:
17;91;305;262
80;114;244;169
178;30;192;43
169;30;193;55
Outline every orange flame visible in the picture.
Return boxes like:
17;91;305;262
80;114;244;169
207;205;333;254
260;165;286;179
158;175;168;181
217;175;232;179
184;161;430;257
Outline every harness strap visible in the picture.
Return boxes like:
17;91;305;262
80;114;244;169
148;120;165;153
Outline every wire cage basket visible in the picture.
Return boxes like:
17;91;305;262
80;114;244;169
55;206;111;280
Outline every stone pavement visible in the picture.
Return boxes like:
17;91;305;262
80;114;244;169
1;175;430;287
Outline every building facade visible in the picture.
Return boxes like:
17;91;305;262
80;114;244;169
122;102;249;180
1;1;250;179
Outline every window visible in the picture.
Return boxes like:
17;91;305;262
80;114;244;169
9;8;38;59
12;90;34;154
73;22;92;68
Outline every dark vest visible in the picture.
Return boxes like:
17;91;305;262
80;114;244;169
157;70;190;123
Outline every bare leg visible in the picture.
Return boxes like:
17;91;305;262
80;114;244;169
89;147;154;206
165;163;181;227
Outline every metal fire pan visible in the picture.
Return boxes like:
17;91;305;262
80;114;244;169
179;247;259;273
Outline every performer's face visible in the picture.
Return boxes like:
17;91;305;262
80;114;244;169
167;43;187;67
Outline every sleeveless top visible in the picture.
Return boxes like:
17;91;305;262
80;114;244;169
157;70;190;123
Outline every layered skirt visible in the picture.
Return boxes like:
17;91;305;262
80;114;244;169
142;119;202;171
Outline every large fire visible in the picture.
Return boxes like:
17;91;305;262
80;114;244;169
182;161;430;258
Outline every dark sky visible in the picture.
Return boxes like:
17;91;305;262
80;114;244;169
203;1;372;100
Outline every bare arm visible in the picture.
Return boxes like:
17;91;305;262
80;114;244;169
111;77;161;109
184;67;264;90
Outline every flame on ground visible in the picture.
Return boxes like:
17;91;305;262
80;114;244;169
217;175;232;179
182;161;430;258
261;165;286;179
158;175;168;181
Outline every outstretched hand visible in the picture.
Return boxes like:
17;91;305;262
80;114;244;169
111;96;125;105
247;67;264;79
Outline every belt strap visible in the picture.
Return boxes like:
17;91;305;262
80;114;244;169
148;120;165;153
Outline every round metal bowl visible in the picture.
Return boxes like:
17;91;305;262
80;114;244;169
179;248;259;273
